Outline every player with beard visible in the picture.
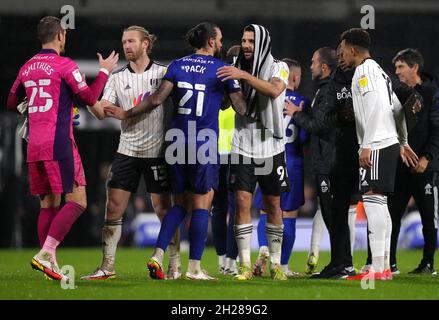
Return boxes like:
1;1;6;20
105;22;247;280
284;47;338;276
81;26;181;280
217;24;290;281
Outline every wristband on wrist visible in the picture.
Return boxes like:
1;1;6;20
99;68;110;76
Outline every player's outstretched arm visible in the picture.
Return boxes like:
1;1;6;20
75;51;119;106
228;91;247;116
217;66;285;99
104;80;174;120
86;100;112;120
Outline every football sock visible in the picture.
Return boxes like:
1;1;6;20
310;209;325;256
38;207;59;247
46;202;85;242
257;214;268;247
348;206;357;255
101;218;122;272
188;259;201;274
363;195;387;273
218;254;226;271
167;228;181;268
43;202;85;264
41;236;60;266
234;223;253;268
189;209;209;260
266;222;284;266
280;217;296;265
382;198;392;270
155;205;186;252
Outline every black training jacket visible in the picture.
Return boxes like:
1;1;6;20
293;77;334;175
322;66;358;170
398;73;439;172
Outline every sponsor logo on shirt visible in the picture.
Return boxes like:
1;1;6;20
337;87;352;100
133;91;151;107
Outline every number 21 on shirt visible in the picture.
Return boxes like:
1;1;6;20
177;81;205;116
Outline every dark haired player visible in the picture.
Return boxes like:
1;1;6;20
105;22;246;280
338;28;417;280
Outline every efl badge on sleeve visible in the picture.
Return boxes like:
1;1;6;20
359;75;368;88
280;68;289;82
72;69;83;83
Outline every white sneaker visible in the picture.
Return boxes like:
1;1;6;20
281;265;301;278
218;255;226;274
81;267;116;280
167;265;182;280
31;251;68;281
185;270;217;281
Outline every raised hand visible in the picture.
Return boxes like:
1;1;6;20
97;50;119;73
217;66;247;81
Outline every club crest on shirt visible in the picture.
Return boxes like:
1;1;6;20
150;78;161;87
72;69;82;83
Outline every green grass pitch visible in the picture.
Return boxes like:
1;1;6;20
0;248;438;300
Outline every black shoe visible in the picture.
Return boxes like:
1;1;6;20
390;264;400;275
328;266;357;280
310;265;350;279
341;266;357;278
408;263;437;276
309;264;333;279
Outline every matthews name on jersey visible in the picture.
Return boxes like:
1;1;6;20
103;61;168;158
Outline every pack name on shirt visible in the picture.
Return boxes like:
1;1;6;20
22;62;54;77
180;64;207;74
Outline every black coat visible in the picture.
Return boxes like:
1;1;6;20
322;67;358;170
398;74;439;172
293;77;334;175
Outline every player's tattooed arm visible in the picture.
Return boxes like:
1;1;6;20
228;91;247;116
217;66;286;99
104;80;174;120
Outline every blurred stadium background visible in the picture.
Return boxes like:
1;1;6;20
1;0;438;250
